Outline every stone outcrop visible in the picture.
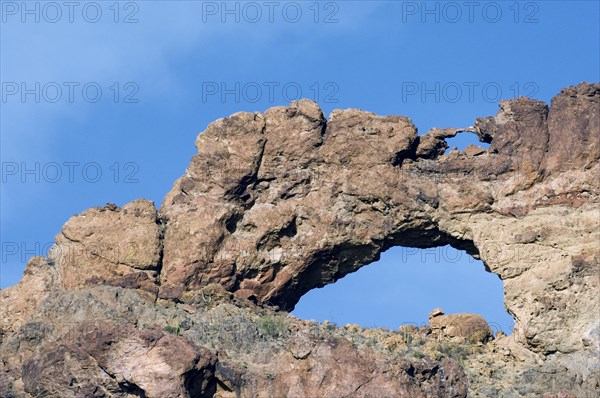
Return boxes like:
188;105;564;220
21;321;217;397
0;82;598;397
428;309;493;343
56;199;163;294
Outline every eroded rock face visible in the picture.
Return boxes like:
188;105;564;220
0;284;473;398
0;82;598;397
56;199;163;294
157;83;599;357
0;256;58;334
21;321;216;398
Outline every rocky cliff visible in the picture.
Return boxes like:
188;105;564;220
1;82;598;397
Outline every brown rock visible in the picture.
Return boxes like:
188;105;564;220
0;256;58;334
429;308;445;319
429;313;493;343
22;321;217;398
462;144;486;157
55;199;162;293
156;83;599;360
1;83;599;397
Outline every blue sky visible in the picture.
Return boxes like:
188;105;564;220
1;1;598;333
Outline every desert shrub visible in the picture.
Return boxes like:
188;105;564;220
437;342;471;364
323;320;337;333
164;324;181;336
257;315;288;338
412;350;426;359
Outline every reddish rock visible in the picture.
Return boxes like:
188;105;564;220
55;199;163;293
22;321;217;398
1;83;598;397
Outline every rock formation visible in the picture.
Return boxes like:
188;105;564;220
1;82;598;397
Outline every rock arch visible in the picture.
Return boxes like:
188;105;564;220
46;83;599;357
1;83;598;397
152;83;599;357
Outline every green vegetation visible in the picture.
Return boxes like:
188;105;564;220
413;350;426;359
323;320;337;333
257;315;288;338
164;323;182;336
436;342;472;365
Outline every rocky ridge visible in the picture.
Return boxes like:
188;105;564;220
0;82;598;397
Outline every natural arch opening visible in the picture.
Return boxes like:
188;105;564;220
443;131;491;154
291;245;514;335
